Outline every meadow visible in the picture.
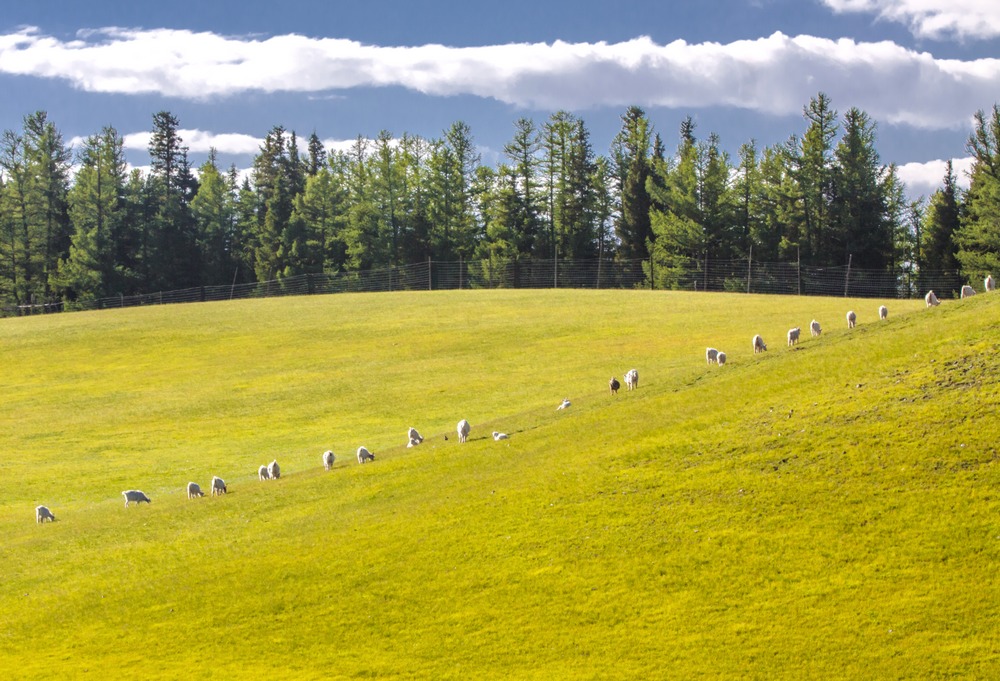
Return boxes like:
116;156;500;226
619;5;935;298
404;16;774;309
1;289;998;679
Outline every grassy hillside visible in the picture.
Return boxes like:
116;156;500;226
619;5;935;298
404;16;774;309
1;290;997;679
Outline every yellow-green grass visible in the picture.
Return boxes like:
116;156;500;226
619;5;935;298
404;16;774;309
2;290;997;679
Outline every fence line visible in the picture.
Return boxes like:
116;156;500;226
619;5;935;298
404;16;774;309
2;257;970;317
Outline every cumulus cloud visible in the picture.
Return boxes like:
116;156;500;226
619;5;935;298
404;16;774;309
895;156;974;198
1;27;999;130
821;0;1000;41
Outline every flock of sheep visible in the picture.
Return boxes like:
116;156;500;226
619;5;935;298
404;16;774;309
32;276;994;525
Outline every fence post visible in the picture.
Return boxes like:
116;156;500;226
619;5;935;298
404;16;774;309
747;245;753;294
428;257;432;291
650;256;654;290
844;254;852;297
554;254;558;289
797;246;801;296
459;256;463;290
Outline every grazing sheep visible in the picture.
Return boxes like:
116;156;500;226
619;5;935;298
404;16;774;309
211;476;227;496
961;285;976;299
407;427;424;448
493;431;509;441
925;290;940;307
557;398;572;410
258;465;271;481
186;482;205;499
879;305;888;320
986;275;995;292
810;320;821;337
122;490;151;507
268;460;280;480
752;335;767;354
717;352;727;366
787;328;801;347
357;446;375;464
457;419;472;442
847;310;857;328
609;377;620;394
36;505;55;523
706;347;719;365
625;369;639;391
323;450;336;470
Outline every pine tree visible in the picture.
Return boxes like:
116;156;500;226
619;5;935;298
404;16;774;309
955;105;1000;281
921;160;962;275
612;106;653;261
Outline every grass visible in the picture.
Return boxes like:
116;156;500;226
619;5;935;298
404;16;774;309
1;289;998;679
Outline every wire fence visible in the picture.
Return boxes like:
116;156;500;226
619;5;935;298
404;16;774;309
3;256;971;317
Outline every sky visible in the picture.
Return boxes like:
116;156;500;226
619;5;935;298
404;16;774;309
2;0;999;200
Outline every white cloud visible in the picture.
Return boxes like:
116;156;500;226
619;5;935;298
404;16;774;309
895;156;974;198
822;0;1000;40
2;27;999;130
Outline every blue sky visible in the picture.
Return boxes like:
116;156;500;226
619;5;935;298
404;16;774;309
2;0;999;198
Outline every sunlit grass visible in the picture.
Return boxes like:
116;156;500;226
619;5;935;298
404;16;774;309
1;289;998;679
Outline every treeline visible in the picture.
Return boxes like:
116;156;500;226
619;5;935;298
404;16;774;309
1;94;999;310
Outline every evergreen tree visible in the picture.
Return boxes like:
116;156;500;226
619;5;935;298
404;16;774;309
921;160;962;275
59;127;128;300
503;118;543;257
190;150;237;285
612;106;653;261
797;93;838;264
147;111;198;289
955;104;1000;281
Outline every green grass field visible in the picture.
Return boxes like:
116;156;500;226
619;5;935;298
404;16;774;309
1;289;998;679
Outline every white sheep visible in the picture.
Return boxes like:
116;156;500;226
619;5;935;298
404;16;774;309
787;328;800;347
186;481;205;499
961;284;976;299
407;427;424;448
268;460;280;480
36;505;55;523
557;398;571;410
457;419;471;442
847;310;857;328
211;476;227;496
258;465;271;481
609;377;620;394
925;290;940;307
357;446;375;464
706;347;719;365
752;335;767;354
323;450;336;470
879;305;888;320
493;431;509;441
122;490;151;507
986;274;995;292
810;320;821;337
717;351;727;366
625;369;639;390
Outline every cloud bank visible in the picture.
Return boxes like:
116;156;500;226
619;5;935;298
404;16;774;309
821;0;1000;40
3;27;999;129
895;156;974;198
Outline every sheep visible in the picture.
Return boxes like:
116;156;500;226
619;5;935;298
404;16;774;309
186;481;205;499
357;446;375;464
706;347;719;365
457;419;471;442
122;490;151;507
752;335;767;354
258;465;271;481
493;431;509;441
961;284;976;299
609;377;620;395
268;460;280;480
787;328;801;347
810;320;821;337
846;310;857;328
625;369;639;391
986;274;995;292
407;427;424;448
557;398;571;410
717;351;727;366
323;450;336;470
211;476;227;496
36;505;55;523
925;290;940;307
